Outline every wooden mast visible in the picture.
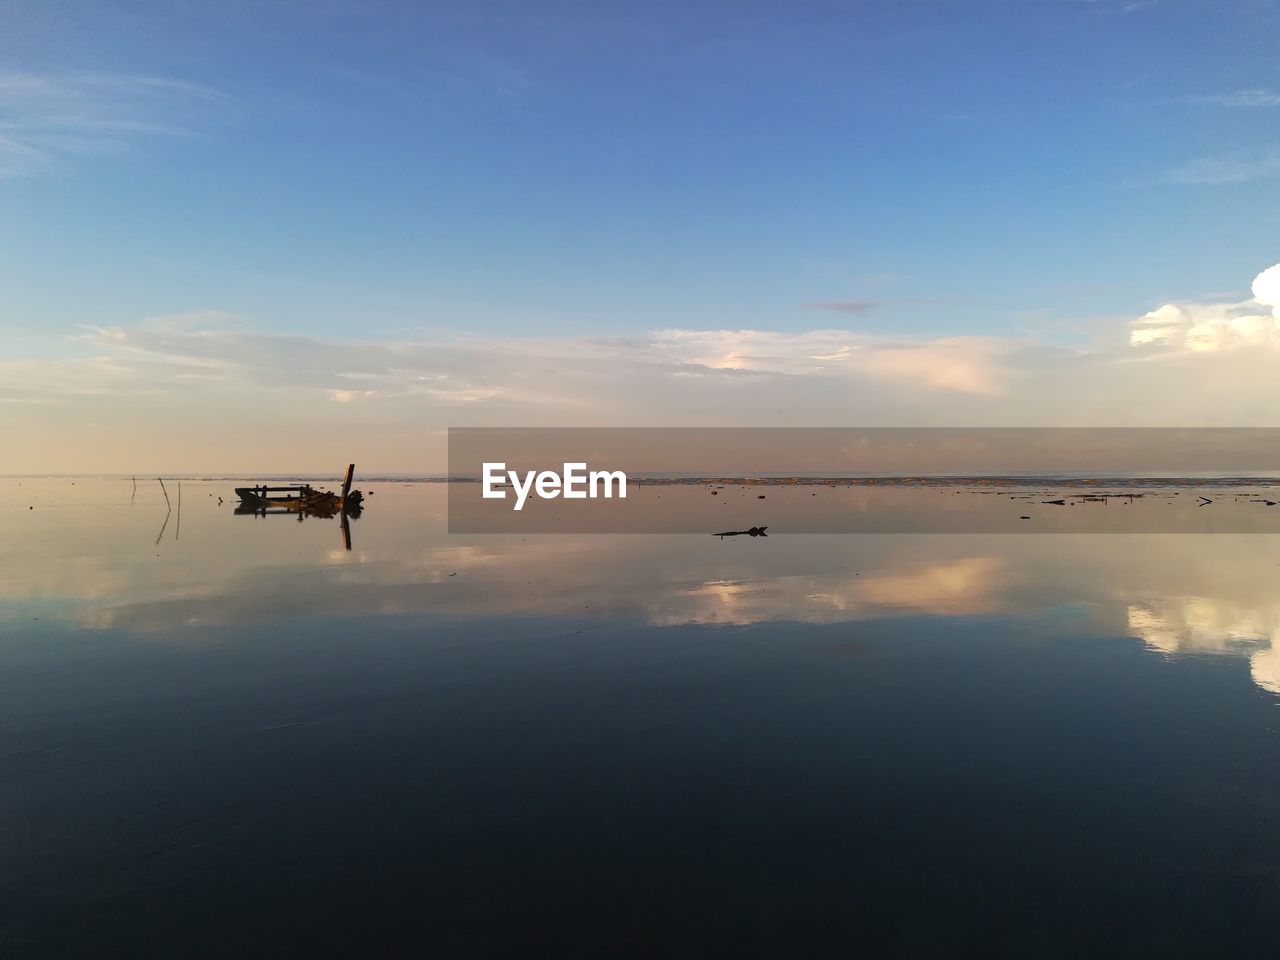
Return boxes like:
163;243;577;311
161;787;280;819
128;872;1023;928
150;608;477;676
340;463;356;510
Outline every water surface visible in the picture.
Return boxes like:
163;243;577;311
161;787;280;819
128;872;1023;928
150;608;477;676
4;478;1280;956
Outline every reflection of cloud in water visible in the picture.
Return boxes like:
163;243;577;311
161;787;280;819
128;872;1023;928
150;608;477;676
1128;600;1276;655
1250;648;1280;695
661;558;1004;626
847;557;1004;615
9;481;1280;697
1127;599;1280;694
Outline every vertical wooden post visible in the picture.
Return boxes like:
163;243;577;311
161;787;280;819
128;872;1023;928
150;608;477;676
340;463;355;510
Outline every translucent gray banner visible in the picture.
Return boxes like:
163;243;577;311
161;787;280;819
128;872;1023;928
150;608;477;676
447;428;1280;533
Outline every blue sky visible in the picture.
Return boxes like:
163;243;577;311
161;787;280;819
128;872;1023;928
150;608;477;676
2;0;1279;471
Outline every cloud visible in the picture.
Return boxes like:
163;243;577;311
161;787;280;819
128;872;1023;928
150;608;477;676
1129;263;1280;353
805;301;879;314
1189;89;1280;109
0;314;1019;406
0;71;230;178
853;272;907;287
804;297;964;314
646;327;1018;393
7;266;1280;418
1253;263;1280;308
7;261;1280;472
1053;0;1158;11
1166;149;1280;185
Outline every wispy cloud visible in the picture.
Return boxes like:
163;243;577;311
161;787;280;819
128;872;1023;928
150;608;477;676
1053;0;1158;12
6;262;1280;471
1188;89;1280;109
647;328;1020;394
0;71;230;178
38;315;1021;402
1166;149;1280;185
805;301;879;314
8;263;1280;417
805;297;966;314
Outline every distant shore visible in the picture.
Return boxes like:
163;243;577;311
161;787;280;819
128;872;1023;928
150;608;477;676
7;473;1280;488
437;475;1280;488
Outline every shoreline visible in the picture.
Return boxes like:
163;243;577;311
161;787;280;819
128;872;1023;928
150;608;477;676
6;474;1280;488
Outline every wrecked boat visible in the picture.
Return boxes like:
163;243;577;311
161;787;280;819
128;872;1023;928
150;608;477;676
235;465;364;516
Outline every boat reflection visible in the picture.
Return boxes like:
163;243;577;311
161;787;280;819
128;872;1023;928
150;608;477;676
233;469;365;551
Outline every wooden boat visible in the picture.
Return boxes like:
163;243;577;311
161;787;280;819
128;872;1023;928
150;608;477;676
234;484;332;509
234;467;362;517
234;466;362;550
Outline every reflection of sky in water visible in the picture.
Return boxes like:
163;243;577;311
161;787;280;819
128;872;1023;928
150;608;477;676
6;478;1280;696
7;478;1280;954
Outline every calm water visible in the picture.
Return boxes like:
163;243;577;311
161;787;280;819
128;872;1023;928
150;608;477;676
4;478;1280;956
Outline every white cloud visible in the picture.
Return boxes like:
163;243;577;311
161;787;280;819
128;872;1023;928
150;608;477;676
1253;263;1280;308
1129;263;1280;353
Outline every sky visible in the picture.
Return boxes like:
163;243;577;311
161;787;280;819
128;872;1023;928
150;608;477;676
1;0;1278;473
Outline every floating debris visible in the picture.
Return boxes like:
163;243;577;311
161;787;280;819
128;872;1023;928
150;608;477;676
714;526;769;538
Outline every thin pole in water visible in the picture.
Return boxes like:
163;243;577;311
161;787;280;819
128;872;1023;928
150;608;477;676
340;463;355;509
